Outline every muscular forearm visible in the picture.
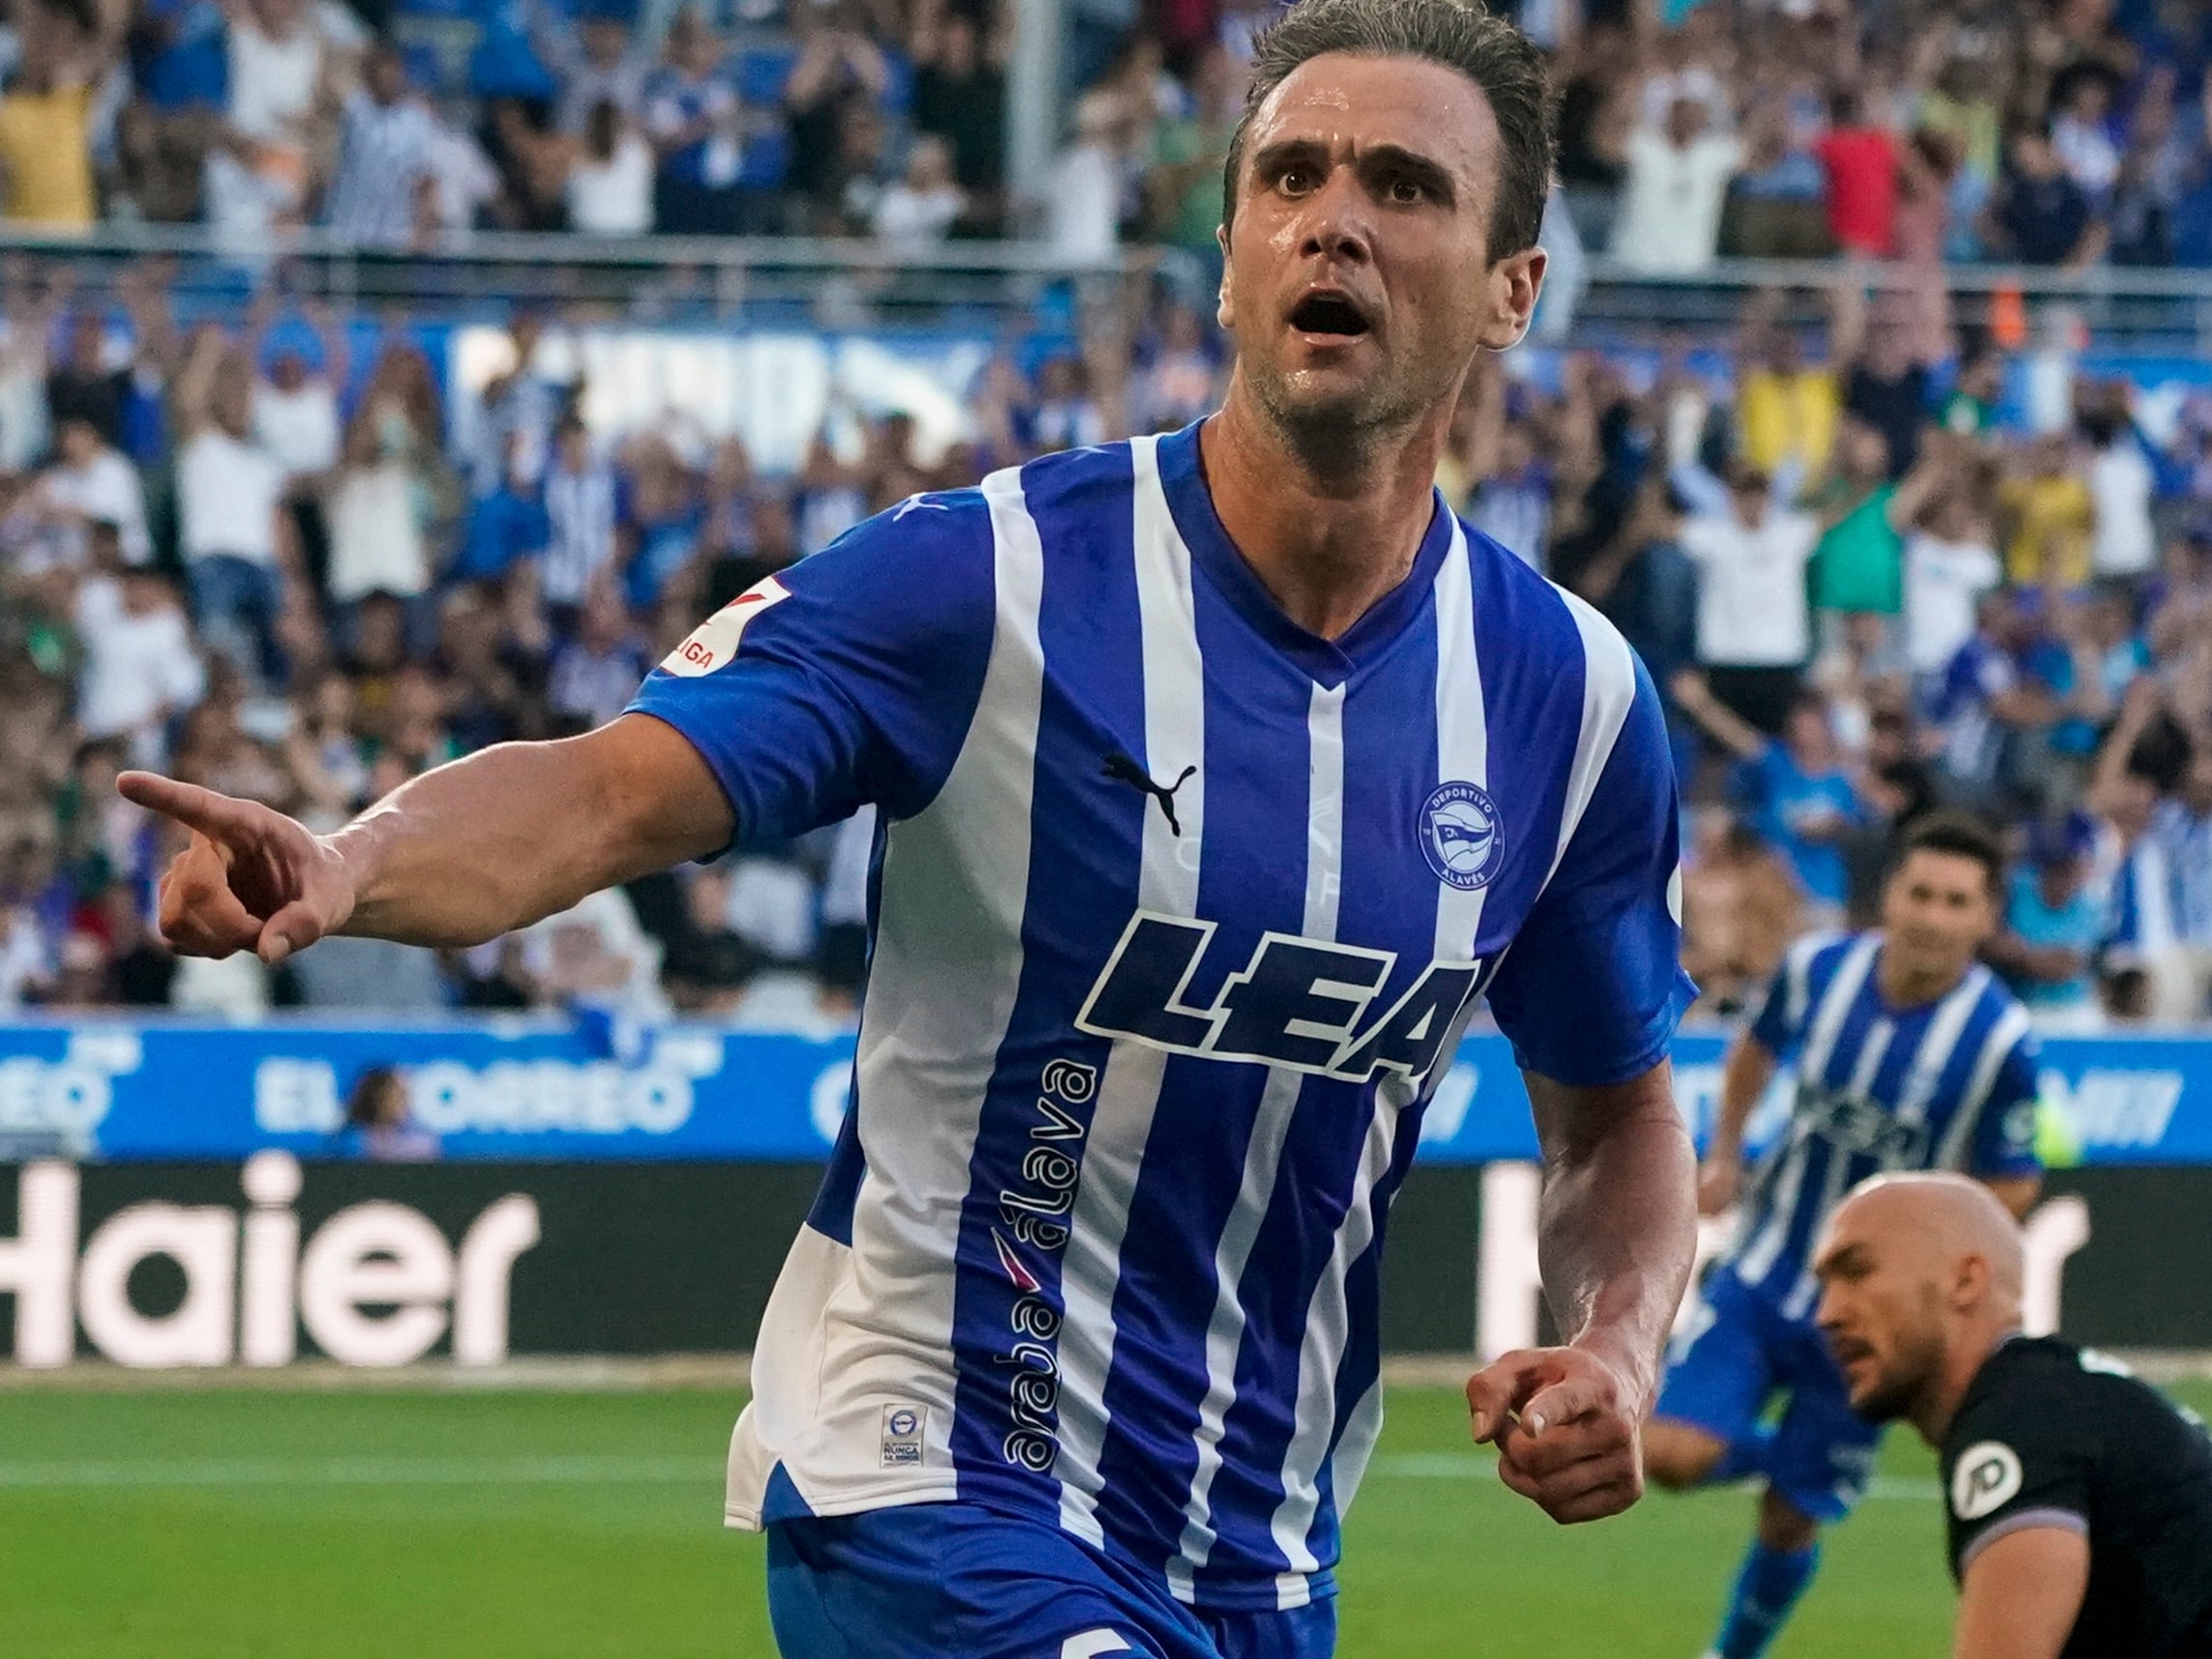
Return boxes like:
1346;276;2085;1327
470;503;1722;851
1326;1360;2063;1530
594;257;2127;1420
334;719;731;948
1528;1068;1699;1413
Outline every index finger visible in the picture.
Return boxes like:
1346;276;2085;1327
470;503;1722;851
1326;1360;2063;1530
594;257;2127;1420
118;772;254;843
1465;1350;1552;1443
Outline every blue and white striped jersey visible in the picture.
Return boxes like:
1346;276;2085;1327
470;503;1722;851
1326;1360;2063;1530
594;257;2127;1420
1724;931;2042;1321
627;423;1692;1612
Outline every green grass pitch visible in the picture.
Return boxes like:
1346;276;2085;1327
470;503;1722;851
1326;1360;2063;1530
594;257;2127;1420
8;1380;2204;1657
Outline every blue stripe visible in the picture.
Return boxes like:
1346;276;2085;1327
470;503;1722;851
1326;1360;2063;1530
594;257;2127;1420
1920;987;2008;1155
1088;547;1320;1584
1194;592;1450;1587
940;445;1146;1518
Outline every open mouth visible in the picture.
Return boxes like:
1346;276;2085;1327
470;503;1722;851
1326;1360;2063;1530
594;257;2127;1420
1287;290;1372;339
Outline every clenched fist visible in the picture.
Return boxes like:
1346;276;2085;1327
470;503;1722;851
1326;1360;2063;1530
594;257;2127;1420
1466;1344;1647;1525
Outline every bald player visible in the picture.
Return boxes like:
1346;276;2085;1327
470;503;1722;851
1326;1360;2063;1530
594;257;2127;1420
1812;1173;2212;1659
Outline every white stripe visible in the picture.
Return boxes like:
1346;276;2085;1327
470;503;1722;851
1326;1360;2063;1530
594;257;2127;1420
732;462;1045;1519
1776;1017;1894;1321
1166;681;1345;1597
1054;435;1207;1546
1893;963;1990;1127
1266;517;1488;1581
1937;1002;2034;1169
1539;588;1640;889
1736;935;1882;1286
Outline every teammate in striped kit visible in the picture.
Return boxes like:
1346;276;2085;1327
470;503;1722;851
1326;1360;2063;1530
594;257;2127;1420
116;2;1702;1653
1644;814;2044;1659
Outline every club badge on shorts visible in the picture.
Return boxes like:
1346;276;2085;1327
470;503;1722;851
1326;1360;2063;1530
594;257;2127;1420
1419;781;1506;891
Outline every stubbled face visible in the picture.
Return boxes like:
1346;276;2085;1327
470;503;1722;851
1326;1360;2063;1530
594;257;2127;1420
1217;53;1540;456
1814;1206;1950;1420
1881;848;1997;987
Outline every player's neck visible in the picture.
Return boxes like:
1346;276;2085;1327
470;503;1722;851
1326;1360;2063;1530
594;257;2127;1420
1914;1323;2015;1445
1198;394;1449;643
1874;943;1968;1011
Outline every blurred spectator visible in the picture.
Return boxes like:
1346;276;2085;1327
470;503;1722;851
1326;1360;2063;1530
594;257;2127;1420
1678;675;1867;922
0;0;110;229
326;45;438;248
1988;812;2109;1032
40;417;151;566
1904;478;2003;686
1677;459;1817;734
1813;90;1899;258
542;415;618;630
1932;587;2068;810
2082;388;2158;581
47;312;131;450
1609;96;1743;275
2138;752;2212;1024
73;541;203;760
1999;431;2095;587
547;584;649;731
173;327;295;685
1811;420;1947;637
1045;88;1130;263
337;1066;440;1160
1987;123;2107;267
909;0;1010;234
870;133;965;255
645;10;746;235
564;99;654;235
324;413;430;613
1679;805;1803;1017
556;8;648;137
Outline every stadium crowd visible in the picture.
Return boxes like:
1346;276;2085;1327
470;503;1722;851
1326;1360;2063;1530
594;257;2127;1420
0;0;2204;1033
0;0;2196;267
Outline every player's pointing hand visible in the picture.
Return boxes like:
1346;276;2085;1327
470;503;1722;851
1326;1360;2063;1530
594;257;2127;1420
1467;1345;1645;1525
118;771;358;965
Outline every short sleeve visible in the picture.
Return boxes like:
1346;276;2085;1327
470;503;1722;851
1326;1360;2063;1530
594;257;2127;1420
1745;936;1820;1058
1967;1025;2044;1180
1486;645;1696;1086
1944;1383;2093;1576
624;490;996;848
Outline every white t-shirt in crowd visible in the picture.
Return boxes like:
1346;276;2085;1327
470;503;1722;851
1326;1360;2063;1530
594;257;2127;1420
1609;130;1743;274
326;461;428;601
176;429;287;564
228;17;324;142
565;134;653;235
1679;506;1818;666
252;379;342;479
1046;141;1121;263
1905;531;2002;673
43;447;151;564
74;575;206;741
2088;439;2157;578
871;184;963;258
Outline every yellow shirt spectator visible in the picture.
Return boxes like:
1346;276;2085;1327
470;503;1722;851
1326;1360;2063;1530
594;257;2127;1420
0;83;95;227
1738;366;1839;481
2000;472;2095;588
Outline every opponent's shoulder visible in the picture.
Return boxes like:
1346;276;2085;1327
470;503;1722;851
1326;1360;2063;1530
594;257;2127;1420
1945;1338;2100;1455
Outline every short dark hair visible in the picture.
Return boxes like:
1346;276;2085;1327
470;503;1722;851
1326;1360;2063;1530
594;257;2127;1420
1222;0;1554;265
1890;810;2006;898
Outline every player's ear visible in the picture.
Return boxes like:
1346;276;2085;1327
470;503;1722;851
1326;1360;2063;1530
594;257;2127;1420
1949;1251;1993;1312
1476;246;1546;353
1216;223;1234;331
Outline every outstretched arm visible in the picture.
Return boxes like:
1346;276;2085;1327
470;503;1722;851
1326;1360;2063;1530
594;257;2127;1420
121;714;732;961
1467;1061;1696;1523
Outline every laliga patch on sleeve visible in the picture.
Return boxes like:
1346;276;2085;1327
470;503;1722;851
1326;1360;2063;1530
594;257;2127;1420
879;1403;927;1467
1950;1441;2023;1520
660;576;792;677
